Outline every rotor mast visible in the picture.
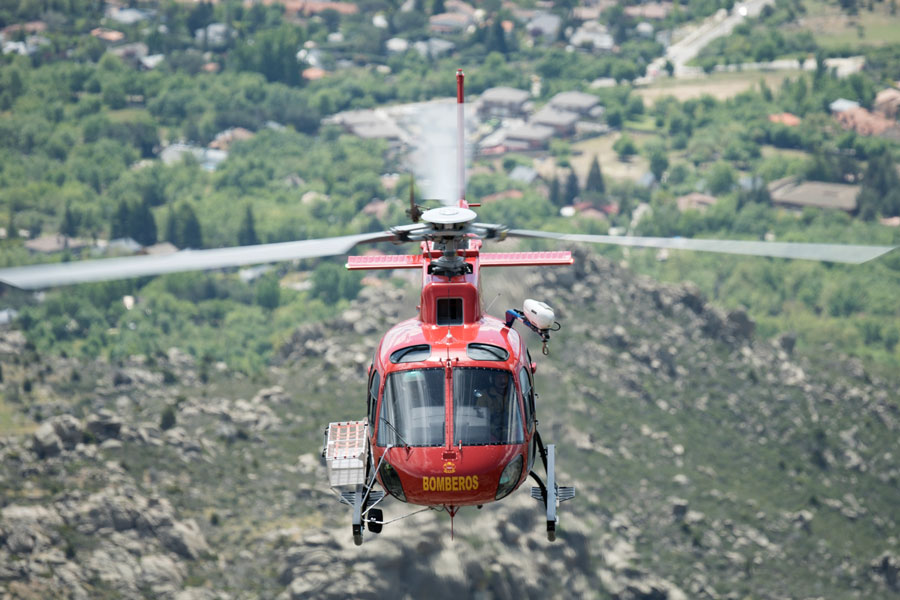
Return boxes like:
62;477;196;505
457;69;466;209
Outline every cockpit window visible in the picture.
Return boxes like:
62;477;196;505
377;368;445;447
452;368;523;446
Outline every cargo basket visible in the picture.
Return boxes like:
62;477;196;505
323;420;368;488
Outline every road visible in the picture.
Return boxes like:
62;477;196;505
645;0;777;80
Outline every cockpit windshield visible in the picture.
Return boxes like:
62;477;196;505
453;368;524;446
377;368;445;447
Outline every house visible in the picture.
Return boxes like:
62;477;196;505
386;38;409;54
478;87;531;119
636;22;654;37
590;78;618;89
362;200;389;220
90;28;125;43
624;2;672;19
413;38;455;59
105;237;143;255
353;123;405;142
572;6;603;20
160;143;227;171
209;127;254;151
141;242;178;256
829;98;860;113
325;109;406;143
194;23;233;48
140;54;165;70
676;192;717;212
2;36;48;56
110;42;149;66
504;124;554;150
106;6;151;25
282;0;359;16
527;12;561;42
302;67;327;81
874;88;900;119
480;189;524;204
768;177;858;213
834;107;900;138
530;106;578;136
548;91;599;115
24;235;89;254
569;21;614;52
429;12;472;34
768;113;801;127
509;165;538;184
1;21;47;37
446;0;477;17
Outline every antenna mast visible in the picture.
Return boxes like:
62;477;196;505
456;69;466;209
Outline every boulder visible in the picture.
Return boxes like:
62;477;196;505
158;519;209;559
32;422;62;458
85;411;123;441
139;554;185;593
51;415;84;449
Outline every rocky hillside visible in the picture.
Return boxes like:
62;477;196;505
1;249;898;599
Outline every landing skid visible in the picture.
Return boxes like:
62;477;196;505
529;431;575;541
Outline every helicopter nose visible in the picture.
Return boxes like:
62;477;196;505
392;445;525;506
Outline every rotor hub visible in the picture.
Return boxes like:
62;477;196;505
421;207;477;231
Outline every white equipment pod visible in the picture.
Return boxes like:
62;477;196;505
524;299;555;330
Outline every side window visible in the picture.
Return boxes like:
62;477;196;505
519;366;534;431
367;368;380;430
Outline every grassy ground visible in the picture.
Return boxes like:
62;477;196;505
571;132;656;182
793;0;900;48
634;70;804;103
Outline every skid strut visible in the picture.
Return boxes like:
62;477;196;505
530;433;575;541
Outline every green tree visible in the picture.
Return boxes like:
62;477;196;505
564;170;580;204
179;203;203;249
707;162;736;195
488;19;508;54
238;205;259;246
549;176;561;207
664;60;674;77
646;143;669;182
857;152;900;217
111;200;130;239
165;205;178;245
129;198;158;246
585;156;605;195
60;202;78;237
312;262;362;303
161;405;177;430
256;273;280;310
613;135;637;161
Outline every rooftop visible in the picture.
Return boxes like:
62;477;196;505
768;178;858;212
481;87;530;105
549;91;600;112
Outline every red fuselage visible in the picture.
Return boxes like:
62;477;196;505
358;240;547;508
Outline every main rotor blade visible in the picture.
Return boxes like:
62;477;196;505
0;231;396;290
508;230;896;264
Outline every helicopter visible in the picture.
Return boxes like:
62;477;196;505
0;70;895;546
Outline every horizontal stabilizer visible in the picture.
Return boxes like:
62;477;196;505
346;254;423;270
480;251;573;267
346;251;574;270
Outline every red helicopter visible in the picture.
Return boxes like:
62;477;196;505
0;71;895;546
